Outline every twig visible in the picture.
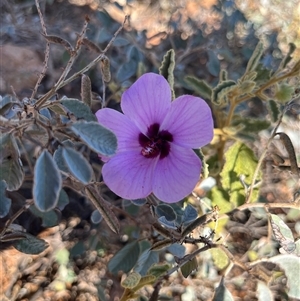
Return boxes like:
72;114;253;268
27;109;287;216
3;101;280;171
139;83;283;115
245;103;287;203
34;15;128;110
31;0;50;101
218;201;300;221
0;200;34;239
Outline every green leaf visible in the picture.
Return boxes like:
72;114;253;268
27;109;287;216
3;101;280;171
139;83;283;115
184;76;212;100
130;198;147;206
117;59;138;82
209;187;232;214
134;248;159;276
211;80;236;105
121;272;142;289
159;49;175;99
147;263;170;278
254;64;271;84
0;133;24;191
220;141;261;205
269;254;300;299
180;256;198;278
71;121;117;156
132;274;156;292
167;243;185;257
90;209;103;224
0;180;11;217
57;189;69;210
29;205;59;227
279;42;296;70
219;69;228;82
213;278;234;301
33;150;62;212
245;42;264;74
53;143;72;175
155;204;176;221
13;232;49;254
60;98;97;121
267;99;281;122
182;204;197;226
275;83;294;103
210;248;229;270
206;50;220;77
62;147;93;184
108;240;141;275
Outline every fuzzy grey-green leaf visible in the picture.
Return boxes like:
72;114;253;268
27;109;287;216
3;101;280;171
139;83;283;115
33;150;62;212
71;121;117;156
13;232;49;255
185;76;212;100
134;248;159;276
159;49;175;99
108;240;141;275
62;147;93;184
61;98;96;121
245;42;264;74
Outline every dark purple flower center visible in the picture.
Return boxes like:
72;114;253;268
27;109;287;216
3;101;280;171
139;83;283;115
138;123;173;159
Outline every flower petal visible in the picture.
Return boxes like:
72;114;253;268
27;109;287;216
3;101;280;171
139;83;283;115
96;108;140;152
102;151;158;199
121;73;171;134
160;95;214;148
152;144;201;203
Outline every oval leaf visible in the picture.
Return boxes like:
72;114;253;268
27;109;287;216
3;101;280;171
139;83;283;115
182;204;198;225
108;240;141;275
91;209;103;224
134;248;159;276
62;147;93;184
121;272;142;289
33;150;62;212
130;198;147;206
220;141;261;205
181;256;198;278
71;121;117;156
167;243;186;258
155;204;176;221
61;98;96;121
54;146;69;174
13;232;49;254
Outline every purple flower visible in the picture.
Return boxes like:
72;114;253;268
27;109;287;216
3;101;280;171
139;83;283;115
96;73;213;203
